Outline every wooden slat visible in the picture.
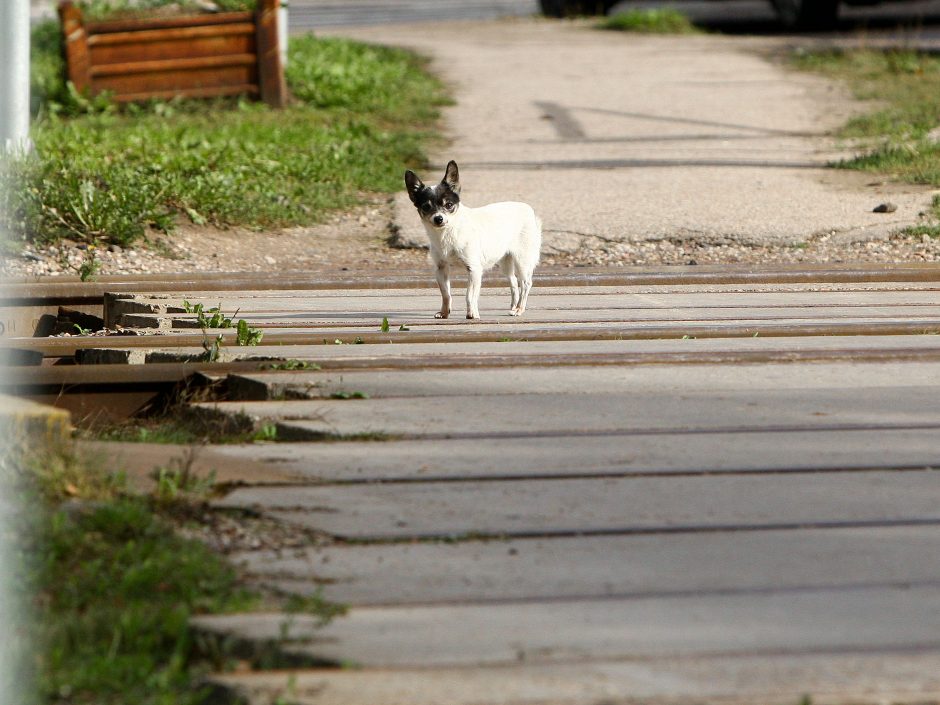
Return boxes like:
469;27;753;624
90;53;257;78
84;9;253;34
95;65;257;98
90;31;255;66
87;22;255;46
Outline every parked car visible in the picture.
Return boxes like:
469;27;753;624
539;0;897;29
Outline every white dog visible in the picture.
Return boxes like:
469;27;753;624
404;160;541;319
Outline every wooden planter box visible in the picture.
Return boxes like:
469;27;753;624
57;0;286;107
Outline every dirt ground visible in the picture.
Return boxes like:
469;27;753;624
4;195;940;280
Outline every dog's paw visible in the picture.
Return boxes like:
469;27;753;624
509;309;521;317
466;313;480;320
435;311;449;319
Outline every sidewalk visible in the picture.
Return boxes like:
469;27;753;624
322;19;936;255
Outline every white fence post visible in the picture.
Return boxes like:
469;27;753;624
0;0;31;154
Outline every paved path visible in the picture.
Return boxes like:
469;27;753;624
316;19;938;256
72;264;940;703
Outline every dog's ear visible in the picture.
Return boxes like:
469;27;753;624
404;170;424;204
443;160;460;194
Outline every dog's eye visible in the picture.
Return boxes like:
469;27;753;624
443;201;455;211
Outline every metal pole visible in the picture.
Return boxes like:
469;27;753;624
279;0;289;68
0;0;31;154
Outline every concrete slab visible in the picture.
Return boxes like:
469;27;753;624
201;384;940;440
0;393;71;450
216;471;940;539
233;526;940;606
186;427;940;482
126;305;940;330
77;441;300;492
212;653;940;705
225;360;940;400
78;334;940;367
193;584;940;666
113;289;940;319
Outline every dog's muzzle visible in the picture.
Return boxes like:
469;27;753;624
432;214;445;227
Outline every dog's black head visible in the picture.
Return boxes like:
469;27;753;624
404;160;461;229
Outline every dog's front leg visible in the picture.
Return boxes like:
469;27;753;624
465;266;482;319
435;260;451;319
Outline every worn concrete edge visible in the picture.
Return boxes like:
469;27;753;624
0;393;72;449
202;665;940;705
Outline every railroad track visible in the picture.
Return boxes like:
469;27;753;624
7;261;940;701
3;263;940;423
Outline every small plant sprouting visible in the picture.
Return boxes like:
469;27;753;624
236;318;264;346
150;451;216;507
381;317;390;332
252;422;278;442
183;300;263;360
330;391;369;400
78;249;100;282
203;333;225;362
183;300;234;330
72;323;93;335
265;360;319;371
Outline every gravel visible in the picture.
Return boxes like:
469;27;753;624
3;200;938;279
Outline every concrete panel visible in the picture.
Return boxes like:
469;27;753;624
189;427;940;482
193;585;940;667
227;361;940;400
201;385;940;439
120;289;940;315
216;471;940;539
233;526;940;606
212;653;940;705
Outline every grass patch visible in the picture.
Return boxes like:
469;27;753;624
7;440;343;704
1;25;448;249
601;8;701;34
791;47;940;235
75;0;256;22
88;413;279;445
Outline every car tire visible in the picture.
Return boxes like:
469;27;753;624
539;0;615;17
771;0;839;30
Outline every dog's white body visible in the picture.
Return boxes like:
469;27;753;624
405;161;541;320
423;201;541;319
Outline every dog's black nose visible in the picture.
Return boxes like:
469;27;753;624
433;214;444;226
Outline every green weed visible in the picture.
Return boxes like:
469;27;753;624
792;48;940;234
329;391;370;400
2;27;447;250
601;9;701;34
9;434;346;705
75;0;256;22
263;360;318;371
182;301;234;330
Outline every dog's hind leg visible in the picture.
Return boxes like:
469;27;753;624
514;261;534;316
501;255;520;314
434;260;451;319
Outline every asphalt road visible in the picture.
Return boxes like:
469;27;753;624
286;0;940;35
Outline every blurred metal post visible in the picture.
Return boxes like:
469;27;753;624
279;0;289;68
0;0;31;154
